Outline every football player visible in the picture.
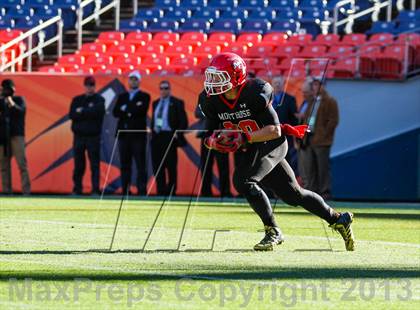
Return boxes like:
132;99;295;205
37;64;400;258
199;52;355;251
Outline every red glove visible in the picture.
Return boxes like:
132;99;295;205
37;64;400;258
280;124;308;139
204;131;248;153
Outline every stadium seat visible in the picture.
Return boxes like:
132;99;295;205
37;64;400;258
328;45;354;59
276;9;301;20
125;32;152;47
236;33;262;46
0;29;23;43
288;34;313;46
369;33;395;46
375;45;409;79
308;58;330;74
241;0;268;8
268;0;296;9
106;43;136;58
180;31;207;47
269;20;299;33
78;42;107;57
97;31;125;43
300;0;325;10
342;34;367;46
193;43;222;60
358;44;382;78
248;9;275;20
39;65;65;73
139;55;170;72
192;8;219;19
147;20;179;32
312;34;340;46
395;33;420;67
164;8;191;20
135;43;165;58
247;44;275;58
262;32;287;44
135;8;164;19
152;32;180;46
182;0;207;7
84;55;113;71
367;22;396;35
249;57;279;72
220;9;248;19
330;58;358;78
209;19;241;34
269;45;300;60
167;56;197;73
57;54;85;66
241;20;271;34
179;20;211;32
299;45;327;58
208;32;236;45
395;20;419;33
96;67;122;75
208;0;238;8
155;0;180;7
221;42;248;56
396;9;420;22
164;44;193;58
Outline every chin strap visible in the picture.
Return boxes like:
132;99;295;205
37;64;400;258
280;124;309;139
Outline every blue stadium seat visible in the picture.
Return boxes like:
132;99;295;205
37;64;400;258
269;20;299;33
0;0;23;9
178;19;210;32
268;0;295;9
242;19;271;34
209;19;241;33
164;8;191;20
181;0;208;6
136;9;164;19
220;9;248;19
6;7;33;19
0;16;15;29
240;0;268;8
367;21;396;34
299;22;321;36
248;9;276;20
25;0;52;8
300;8;328;22
155;0;181;7
300;0;325;10
15;17;42;29
208;0;238;8
395;21;419;34
147;20;179;32
192;8;219;19
397;10;420;22
276;9;301;20
52;0;93;20
119;19;148;31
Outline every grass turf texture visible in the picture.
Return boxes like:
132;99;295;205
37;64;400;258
0;197;419;309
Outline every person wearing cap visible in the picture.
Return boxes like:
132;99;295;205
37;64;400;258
113;71;151;195
69;76;105;195
299;77;339;200
150;80;188;196
0;79;30;195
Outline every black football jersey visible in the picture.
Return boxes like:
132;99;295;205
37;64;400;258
198;78;285;152
199;78;280;131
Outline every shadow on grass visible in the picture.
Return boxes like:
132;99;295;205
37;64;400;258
0;267;419;281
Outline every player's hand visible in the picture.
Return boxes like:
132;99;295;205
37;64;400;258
280;124;308;139
204;131;247;153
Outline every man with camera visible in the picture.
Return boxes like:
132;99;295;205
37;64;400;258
0;79;30;195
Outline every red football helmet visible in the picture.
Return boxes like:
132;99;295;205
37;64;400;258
204;52;247;95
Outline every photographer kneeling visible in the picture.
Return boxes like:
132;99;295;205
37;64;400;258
0;79;30;195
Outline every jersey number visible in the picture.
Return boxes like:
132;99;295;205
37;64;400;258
223;120;259;134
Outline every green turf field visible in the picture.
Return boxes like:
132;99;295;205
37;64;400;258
0;197;419;309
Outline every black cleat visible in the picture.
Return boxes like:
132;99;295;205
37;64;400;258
329;212;355;251
254;226;285;251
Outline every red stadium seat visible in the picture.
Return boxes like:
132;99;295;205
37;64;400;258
328;45;354;59
152;32;180;46
106;42;136;59
193;43;222;60
0;29;23;43
114;55;141;66
140;55;170;72
256;68;283;77
208;32;235;45
236;33;262;46
180;32;207;47
375;44;408;78
288;34;313;46
85;55;113;65
153;68;178;76
262;32;287;44
38;65;65;73
165;44;193;58
395;33;420;67
247;44;275;58
67;65;94;74
308;59;330;74
96;67;122;75
125;32;153;47
78;43;106;57
98;31;125;42
299;45;328;58
277;58;306;71
330;58;357;78
135;43;165;58
369;33;394;46
167;56;197;73
183;67;202;76
341;34;367;46
269;45;300;60
196;56;212;70
249;57;279;72
221;42;248;56
116;64;136;73
358;44;382;78
57;54;85;66
311;34;340;46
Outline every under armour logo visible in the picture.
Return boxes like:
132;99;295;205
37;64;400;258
240;103;247;108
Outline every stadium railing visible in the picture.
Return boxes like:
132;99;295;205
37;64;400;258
76;0;121;49
0;15;63;72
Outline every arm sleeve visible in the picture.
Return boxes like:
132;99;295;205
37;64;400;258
69;97;82;121
254;81;279;126
81;96;106;119
198;97;220;135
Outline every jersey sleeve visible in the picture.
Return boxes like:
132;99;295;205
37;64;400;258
252;79;279;126
197;91;220;134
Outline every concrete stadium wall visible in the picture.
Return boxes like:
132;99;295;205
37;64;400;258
327;78;420;201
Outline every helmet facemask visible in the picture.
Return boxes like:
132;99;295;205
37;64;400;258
204;67;233;95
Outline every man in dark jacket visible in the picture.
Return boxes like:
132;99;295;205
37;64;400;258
271;76;299;175
0;79;30;195
69;76;105;195
151;80;188;196
113;71;150;195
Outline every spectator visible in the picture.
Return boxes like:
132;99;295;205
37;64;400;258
271;76;299;175
0;79;30;195
295;78;314;188
195;93;232;197
113;71;150;195
151;80;188;196
69;76;105;195
300;77;339;200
